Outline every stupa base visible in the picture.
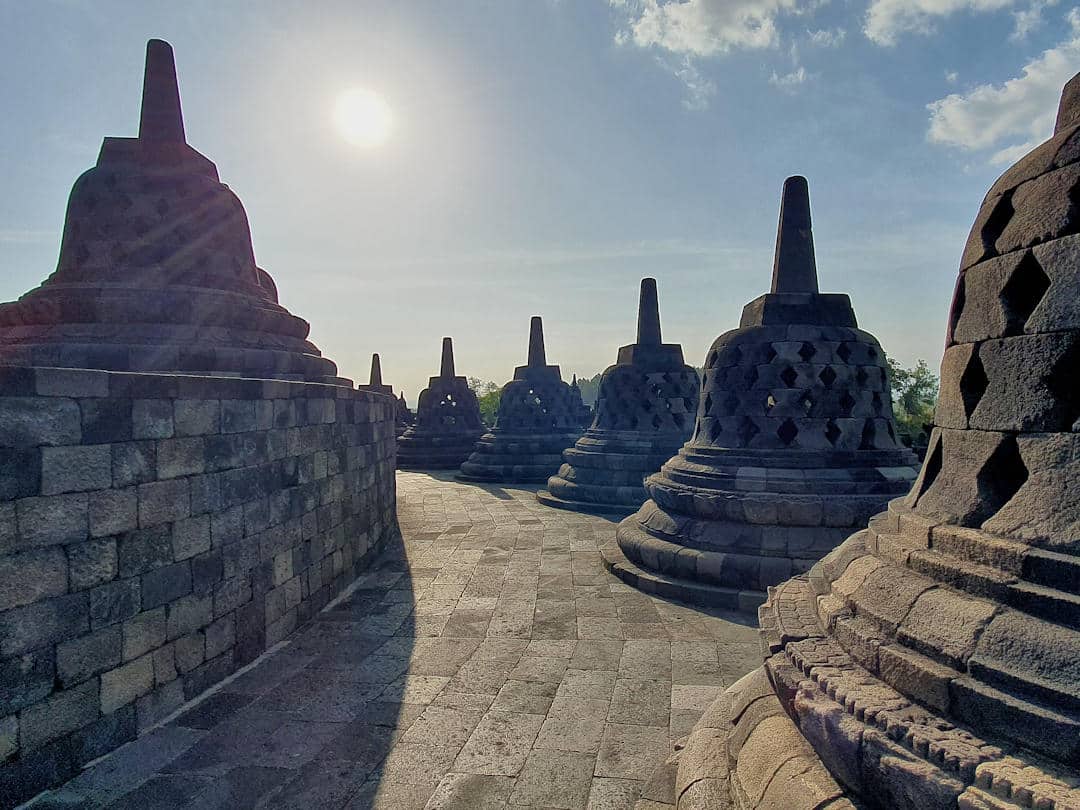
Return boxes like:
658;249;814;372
535;488;640;517
600;540;766;612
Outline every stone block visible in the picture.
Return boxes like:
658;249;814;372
214;575;252;617
171;515;211;562
89;578;140;629
100;654;153;713
188;473;222;515
166;593;212;639
0;592;88;656
70;703;136;766
0;447;41;500
174;400;220;437
141;562;192;610
35;369;109;399
181;649;235;700
152;643;177;685
118;525;172;576
0;397;81;447
211;505;243;546
0;647;54;713
79;398;132;444
191;550;223;597
135;680;184;734
89;488;138;537
57;625;122;687
15;493;88;549
68;538;118;591
137;478;190;527
20;680;99;750
0;547;67;611
174;632;205;673
122;607;166;661
0;715;16;762
111;441;156;488
204;615;234;659
221;400;257;434
156;437;205;480
132;399;174;440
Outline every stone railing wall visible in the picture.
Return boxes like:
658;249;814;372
0;367;399;804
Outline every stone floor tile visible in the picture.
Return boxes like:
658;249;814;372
424;772;517;809
400;705;484;748
258;759;372;809
491;679;559;715
508;749;594;809
555;669;617;701
608;678;671;727
594;724;672;780
670;685;723;712
453;711;545;776
586;777;644;810
525;640;577;658
105;774;212;809
373;743;461;788
510;656;570;683
344;780;436;809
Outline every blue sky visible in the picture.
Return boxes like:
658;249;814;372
0;0;1076;402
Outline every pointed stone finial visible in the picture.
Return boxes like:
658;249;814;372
369;353;383;387
1056;72;1080;134
527;317;547;367
572;374;578;385
770;176;819;294
139;39;186;143
440;337;456;377
636;278;662;346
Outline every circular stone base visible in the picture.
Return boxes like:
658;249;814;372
600;541;765;613
535;489;638;517
455;469;551;484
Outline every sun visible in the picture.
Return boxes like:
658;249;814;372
334;88;393;148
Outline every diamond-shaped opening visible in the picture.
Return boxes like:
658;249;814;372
856;367;869;387
642;399;653;413
673;412;685;429
1000;252;1051;336
825;419;841;446
780;366;798;387
709;418;723;442
801;394;814;414
766;395;777;413
745;367;759;387
701;372;707;388
703;393;713;414
776;418;798;446
980;192;1014;259
859;419;877;450
960;350;989;420
867;347;878;361
836;343;852;363
1047;339;1080;431
947;275;966;345
765;345;778;363
799;342;817;362
977;435;1029;522
886;421;896;442
819;366;837;388
737;417;759;447
839;391;856;417
872;392;885;415
913;433;943;505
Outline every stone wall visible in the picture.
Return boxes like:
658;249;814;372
0;366;399;805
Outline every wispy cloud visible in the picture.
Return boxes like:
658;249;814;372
865;0;1013;45
769;66;810;90
807;27;846;46
926;8;1080;163
656;55;718;109
1010;0;1059;39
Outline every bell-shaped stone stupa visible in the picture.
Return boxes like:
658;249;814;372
611;178;919;608
397;337;484;469
458;317;583;483
396;392;415;437
359;353;393;396
569;375;594;429
668;76;1080;810
538;278;700;515
0;40;345;384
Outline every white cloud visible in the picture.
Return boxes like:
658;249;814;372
769;65;810;89
659;56;719;108
1010;0;1059;38
945;70;959;83
610;0;806;56
926;9;1080;163
807;27;846;45
865;0;1014;45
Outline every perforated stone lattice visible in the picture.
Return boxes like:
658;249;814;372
593;367;699;433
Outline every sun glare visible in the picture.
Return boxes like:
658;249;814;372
334;88;393;148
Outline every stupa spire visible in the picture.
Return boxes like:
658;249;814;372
1056;71;1080;133
138;39;186;143
440;337;455;377
770;176;818;294
636;278;662;346
369;353;383;387
527;317;547;367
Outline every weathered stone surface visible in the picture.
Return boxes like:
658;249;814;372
615;178;918;602
459;317;583;483
540;278;700;515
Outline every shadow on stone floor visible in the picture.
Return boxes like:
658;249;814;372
24;532;418;810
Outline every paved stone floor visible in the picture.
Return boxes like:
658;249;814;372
27;472;759;810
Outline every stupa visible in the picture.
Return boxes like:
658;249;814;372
569;375;594;428
537;278;699;515
396;392;415;437
359;352;393;396
611;178;919;607
0;40;346;384
458;316;583;483
397;337;483;469
668;76;1080;810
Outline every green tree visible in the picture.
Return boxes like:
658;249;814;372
885;358;939;447
467;378;502;427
